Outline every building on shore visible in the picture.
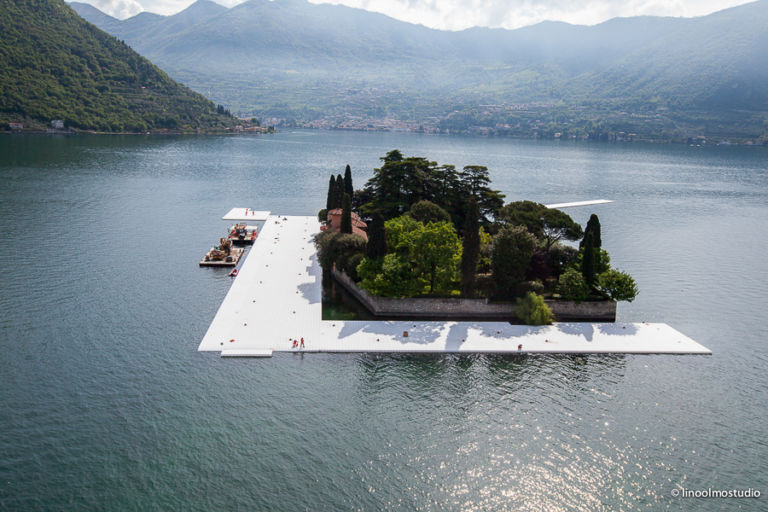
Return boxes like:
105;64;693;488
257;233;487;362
321;208;368;239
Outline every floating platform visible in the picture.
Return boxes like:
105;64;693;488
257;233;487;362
545;199;614;209
199;247;244;267
198;215;711;357
222;208;271;221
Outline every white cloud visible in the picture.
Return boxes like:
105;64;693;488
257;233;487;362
75;0;755;27
85;0;144;18
315;0;756;29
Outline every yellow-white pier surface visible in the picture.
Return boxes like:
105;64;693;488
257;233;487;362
198;216;711;357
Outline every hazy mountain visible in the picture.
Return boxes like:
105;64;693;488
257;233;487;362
0;0;235;132
70;0;768;140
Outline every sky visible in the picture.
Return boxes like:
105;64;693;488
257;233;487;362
78;0;755;29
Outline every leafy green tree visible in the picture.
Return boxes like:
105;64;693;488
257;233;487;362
491;225;537;298
414;220;463;294
358;215;461;296
596;269;638;302
344;164;353;198
461;198;480;296
557;267;590;302
409;200;450;224
516;292;553;325
341;193;353;234
549;244;579;278
315;231;366;272
358;253;422;297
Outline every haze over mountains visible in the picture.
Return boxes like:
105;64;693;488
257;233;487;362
71;0;768;140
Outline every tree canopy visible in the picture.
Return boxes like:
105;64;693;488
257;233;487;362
358;150;504;231
491;225;537;298
499;201;583;250
357;214;461;297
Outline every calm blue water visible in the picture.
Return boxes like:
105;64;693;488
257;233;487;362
0;131;766;510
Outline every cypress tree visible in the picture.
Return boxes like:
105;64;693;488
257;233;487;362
580;214;602;272
326;174;335;211
582;231;596;287
366;212;387;259
335;174;344;209
341;193;353;234
461;198;480;296
344;164;353;198
580;214;602;249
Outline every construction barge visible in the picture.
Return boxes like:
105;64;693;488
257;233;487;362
200;209;271;267
200;237;244;267
227;223;258;245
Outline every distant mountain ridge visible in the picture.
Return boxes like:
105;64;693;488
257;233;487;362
70;0;768;141
0;0;235;132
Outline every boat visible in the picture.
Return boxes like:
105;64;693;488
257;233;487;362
200;237;245;267
228;269;238;277
227;223;258;245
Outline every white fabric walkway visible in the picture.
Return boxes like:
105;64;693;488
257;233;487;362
198;216;711;357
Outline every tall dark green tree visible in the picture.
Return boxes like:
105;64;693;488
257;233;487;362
461;198;480;296
341;193;353;234
326;174;336;210
344;164;353;198
581;231;597;286
580;214;602;249
580;214;602;284
334;174;344;209
365;212;387;259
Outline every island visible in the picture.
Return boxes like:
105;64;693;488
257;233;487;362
316;151;638;325
198;152;709;357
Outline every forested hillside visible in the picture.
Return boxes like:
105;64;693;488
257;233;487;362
0;0;235;132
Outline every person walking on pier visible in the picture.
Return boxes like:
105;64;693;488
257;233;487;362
300;338;305;349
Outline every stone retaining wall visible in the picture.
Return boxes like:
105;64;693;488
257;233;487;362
331;270;616;322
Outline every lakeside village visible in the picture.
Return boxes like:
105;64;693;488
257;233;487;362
315;150;638;325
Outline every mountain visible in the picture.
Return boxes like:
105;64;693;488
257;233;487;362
70;0;768;141
0;0;235;132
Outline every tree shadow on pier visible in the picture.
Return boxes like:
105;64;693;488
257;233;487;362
336;320;445;344
597;323;639;336
296;252;322;305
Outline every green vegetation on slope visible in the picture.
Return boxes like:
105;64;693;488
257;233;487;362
0;0;235;132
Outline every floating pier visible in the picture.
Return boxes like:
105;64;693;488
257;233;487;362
198;215;711;357
545;199;614;209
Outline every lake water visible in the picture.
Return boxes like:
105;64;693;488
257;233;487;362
1;130;766;510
